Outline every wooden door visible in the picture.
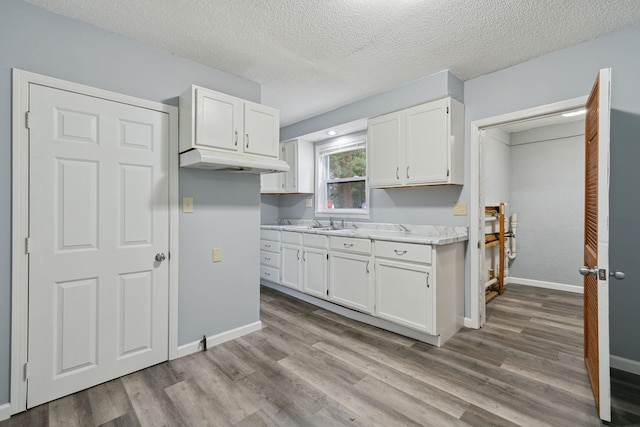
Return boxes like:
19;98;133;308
583;69;611;422
28;84;170;407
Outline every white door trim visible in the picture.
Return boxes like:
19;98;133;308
469;95;588;329
10;69;180;414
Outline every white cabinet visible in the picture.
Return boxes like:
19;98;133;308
259;229;281;283
375;257;434;334
302;234;328;299
328;236;373;313
261;139;314;194
367;97;464;187
373;240;463;341
180;85;279;158
281;231;303;290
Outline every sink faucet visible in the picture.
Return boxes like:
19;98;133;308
313;219;322;228
341;218;345;229
329;217;334;229
397;224;409;233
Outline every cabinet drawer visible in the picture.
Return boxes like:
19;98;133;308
260;229;281;241
260;251;280;268
303;233;328;249
375;240;431;264
260;240;281;253
281;231;303;245
260;265;279;282
330;236;371;255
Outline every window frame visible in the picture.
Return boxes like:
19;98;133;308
314;136;369;218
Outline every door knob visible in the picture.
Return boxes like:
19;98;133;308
155;253;166;262
579;266;598;276
609;270;626;280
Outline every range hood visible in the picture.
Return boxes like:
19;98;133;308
179;149;290;174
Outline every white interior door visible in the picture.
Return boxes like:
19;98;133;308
27;84;170;408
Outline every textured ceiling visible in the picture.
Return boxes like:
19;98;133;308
24;0;640;126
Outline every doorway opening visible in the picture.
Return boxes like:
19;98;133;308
469;96;588;329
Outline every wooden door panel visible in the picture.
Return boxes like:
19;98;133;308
583;69;611;422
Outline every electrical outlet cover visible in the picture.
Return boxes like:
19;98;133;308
453;202;467;216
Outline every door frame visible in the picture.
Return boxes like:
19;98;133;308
10;69;180;414
468;95;588;328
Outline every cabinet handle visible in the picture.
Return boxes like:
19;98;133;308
265;244;271;248
303;251;306;262
234;130;238;146
265;272;271;277
246;133;250;148
396;166;400;180
297;250;300;260
344;243;354;248
426;272;430;288
394;250;407;255
366;260;370;273
265;257;271;261
406;166;410;179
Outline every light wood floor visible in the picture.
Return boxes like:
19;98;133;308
2;283;640;426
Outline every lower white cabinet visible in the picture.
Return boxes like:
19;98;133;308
329;236;373;314
375;258;433;333
281;244;302;290
281;231;303;290
302;234;328;299
303;248;328;299
260;229;281;283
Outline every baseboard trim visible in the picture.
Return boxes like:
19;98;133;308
0;403;11;421
176;321;262;358
463;317;476;329
611;355;640;376
506;277;583;294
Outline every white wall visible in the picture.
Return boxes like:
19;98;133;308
0;0;263;406
508;121;584;287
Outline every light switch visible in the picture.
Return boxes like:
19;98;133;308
212;248;222;263
453;202;467;216
183;197;194;213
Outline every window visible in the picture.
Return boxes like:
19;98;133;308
315;138;368;217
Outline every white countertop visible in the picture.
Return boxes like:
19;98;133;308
261;221;468;246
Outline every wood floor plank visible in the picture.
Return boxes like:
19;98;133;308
5;283;635;426
86;379;134;425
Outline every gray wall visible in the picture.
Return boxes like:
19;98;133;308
0;0;262;405
260;195;280;224
464;25;640;363
280;70;464;141
508;122;584;287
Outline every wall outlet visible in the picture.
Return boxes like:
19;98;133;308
183;197;194;213
453;202;467;216
212;248;222;262
305;197;313;208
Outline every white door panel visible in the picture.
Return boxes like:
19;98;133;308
28;84;170;408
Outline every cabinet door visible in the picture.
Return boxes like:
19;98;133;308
195;88;242;152
283;140;298;192
405;99;448;184
260;143;285;193
281;244;302;290
367;112;402;187
244;102;279;158
329;253;373;313
375;259;433;333
303;248;328;299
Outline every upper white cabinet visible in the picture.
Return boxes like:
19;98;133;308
367;97;464;187
180;85;279;157
261;139;314;194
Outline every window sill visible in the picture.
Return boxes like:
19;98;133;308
315;210;370;220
